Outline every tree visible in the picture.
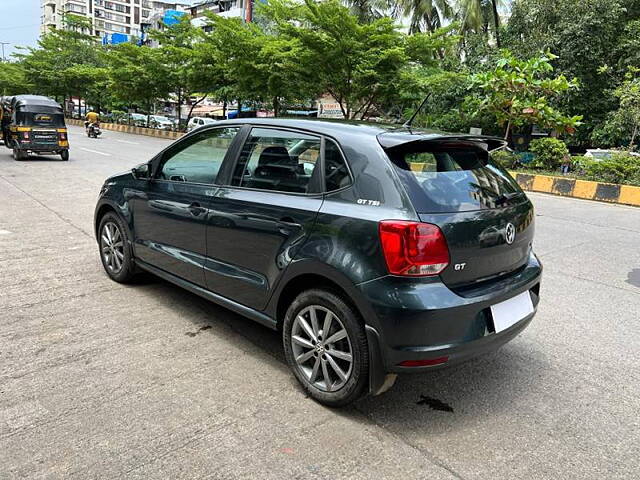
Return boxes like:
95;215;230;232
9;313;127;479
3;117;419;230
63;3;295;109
503;0;628;143
18;14;101;106
0;62;31;95
264;0;406;119
106;43;171;124
594;67;640;148
468;50;582;139
457;0;504;47
151;16;202;128
396;0;453;35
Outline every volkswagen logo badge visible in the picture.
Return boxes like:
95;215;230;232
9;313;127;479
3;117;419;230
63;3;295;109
504;223;516;245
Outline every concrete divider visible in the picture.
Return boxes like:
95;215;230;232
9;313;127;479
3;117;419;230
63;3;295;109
66;118;185;140
509;171;640;207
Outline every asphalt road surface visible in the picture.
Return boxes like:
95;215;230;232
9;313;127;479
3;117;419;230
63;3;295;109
1;126;639;479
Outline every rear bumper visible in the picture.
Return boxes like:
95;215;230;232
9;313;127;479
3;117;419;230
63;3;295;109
358;252;542;374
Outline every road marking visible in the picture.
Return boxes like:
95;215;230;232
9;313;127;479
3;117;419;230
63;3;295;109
80;147;111;157
115;139;139;145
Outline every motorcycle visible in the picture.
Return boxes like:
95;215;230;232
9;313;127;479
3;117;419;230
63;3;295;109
86;121;102;138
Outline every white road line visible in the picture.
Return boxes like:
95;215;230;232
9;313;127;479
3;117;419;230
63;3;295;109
115;139;139;145
80;147;111;157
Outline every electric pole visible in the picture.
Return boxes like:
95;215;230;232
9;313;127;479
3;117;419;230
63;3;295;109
0;42;9;62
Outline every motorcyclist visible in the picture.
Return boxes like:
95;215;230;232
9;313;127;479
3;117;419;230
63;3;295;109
85;110;100;129
85;110;101;137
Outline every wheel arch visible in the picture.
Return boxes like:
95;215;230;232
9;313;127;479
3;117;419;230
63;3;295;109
270;263;390;396
94;203;117;240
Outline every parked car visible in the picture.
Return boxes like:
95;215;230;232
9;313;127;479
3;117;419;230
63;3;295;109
123;113;148;127
94;119;542;406
584;149;640;161
149;115;175;130
187;116;216;132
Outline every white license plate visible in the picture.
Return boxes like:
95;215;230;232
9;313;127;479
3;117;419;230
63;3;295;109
490;291;534;333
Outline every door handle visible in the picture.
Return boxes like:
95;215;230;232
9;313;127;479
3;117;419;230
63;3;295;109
279;216;297;226
188;202;206;216
278;217;299;235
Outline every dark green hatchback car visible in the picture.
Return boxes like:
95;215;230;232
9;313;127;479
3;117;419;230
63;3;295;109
95;119;541;406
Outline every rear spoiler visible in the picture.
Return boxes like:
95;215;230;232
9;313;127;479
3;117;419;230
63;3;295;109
377;131;508;152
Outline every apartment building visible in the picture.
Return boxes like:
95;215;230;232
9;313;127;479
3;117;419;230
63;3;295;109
41;0;190;43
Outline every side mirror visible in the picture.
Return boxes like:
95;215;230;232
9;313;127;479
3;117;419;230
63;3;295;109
131;163;150;180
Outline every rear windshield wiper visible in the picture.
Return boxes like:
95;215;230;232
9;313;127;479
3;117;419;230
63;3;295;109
495;192;521;205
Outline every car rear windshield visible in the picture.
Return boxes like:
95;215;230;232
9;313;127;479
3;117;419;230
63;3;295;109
15;112;65;128
385;141;525;213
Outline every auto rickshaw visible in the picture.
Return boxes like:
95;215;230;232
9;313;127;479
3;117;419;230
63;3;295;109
5;95;69;161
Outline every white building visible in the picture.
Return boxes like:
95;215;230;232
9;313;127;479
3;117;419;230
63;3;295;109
41;0;190;42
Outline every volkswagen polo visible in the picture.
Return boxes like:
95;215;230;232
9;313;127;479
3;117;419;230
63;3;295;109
94;119;542;406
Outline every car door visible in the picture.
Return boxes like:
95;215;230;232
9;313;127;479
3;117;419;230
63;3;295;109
205;127;324;310
131;126;241;287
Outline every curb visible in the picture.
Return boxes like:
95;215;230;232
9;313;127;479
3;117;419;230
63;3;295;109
66;118;185;140
509;172;640;207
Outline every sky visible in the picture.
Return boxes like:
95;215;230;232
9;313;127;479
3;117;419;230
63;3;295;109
0;0;41;59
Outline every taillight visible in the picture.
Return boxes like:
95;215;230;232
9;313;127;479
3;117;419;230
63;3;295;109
379;221;449;276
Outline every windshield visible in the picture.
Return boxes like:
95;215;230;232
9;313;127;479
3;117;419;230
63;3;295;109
15;112;65;128
385;141;525;213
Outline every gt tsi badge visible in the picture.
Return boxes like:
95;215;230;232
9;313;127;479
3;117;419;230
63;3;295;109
504;223;516;244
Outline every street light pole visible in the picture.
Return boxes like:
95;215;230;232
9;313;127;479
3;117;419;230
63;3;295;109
0;42;9;62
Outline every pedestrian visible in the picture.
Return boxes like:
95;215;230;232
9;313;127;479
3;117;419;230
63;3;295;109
560;154;571;175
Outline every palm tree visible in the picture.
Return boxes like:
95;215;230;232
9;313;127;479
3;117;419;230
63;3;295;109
397;0;454;35
457;0;503;47
343;0;398;22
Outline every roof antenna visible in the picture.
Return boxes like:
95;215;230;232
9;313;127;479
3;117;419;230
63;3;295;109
403;93;432;129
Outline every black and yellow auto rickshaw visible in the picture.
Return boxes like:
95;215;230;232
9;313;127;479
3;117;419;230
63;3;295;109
5;95;69;161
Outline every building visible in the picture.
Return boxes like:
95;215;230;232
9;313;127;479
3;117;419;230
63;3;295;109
189;0;251;29
40;0;190;43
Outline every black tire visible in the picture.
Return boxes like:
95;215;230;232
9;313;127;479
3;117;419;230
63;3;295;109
13;148;26;161
283;289;369;407
60;150;69;161
97;212;136;283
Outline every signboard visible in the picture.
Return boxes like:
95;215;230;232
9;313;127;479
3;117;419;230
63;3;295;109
318;102;344;119
469;127;483;135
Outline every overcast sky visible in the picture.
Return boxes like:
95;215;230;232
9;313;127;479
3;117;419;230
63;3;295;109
0;0;40;59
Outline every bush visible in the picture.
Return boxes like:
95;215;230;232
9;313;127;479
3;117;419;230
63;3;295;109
583;152;640;185
570;155;589;174
529;137;569;170
492;150;519;169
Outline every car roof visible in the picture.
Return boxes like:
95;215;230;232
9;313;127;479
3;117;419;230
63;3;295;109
204;118;507;150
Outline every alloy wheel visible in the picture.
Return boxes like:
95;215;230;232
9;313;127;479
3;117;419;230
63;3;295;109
291;305;353;392
100;221;125;274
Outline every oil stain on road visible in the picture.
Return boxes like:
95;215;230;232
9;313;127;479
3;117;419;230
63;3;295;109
416;395;454;413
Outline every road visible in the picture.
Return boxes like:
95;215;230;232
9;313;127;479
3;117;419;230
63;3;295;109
1;126;639;479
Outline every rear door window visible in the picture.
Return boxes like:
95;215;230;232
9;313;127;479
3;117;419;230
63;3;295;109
231;127;321;194
324;139;352;191
385;142;525;213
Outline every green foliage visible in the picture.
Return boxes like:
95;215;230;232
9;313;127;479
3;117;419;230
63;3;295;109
18;19;101;101
503;0;629;144
529;137;569;170
582;152;640;185
262;0;406;119
469;50;582;139
105;43;171;115
0;62;31;95
595;68;640;149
